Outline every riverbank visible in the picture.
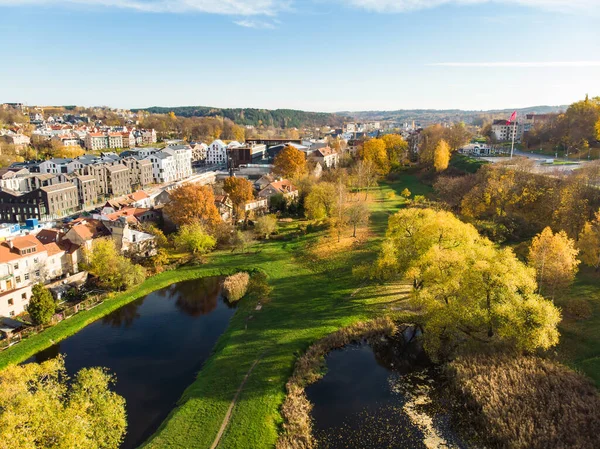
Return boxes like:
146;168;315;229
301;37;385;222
0;266;239;370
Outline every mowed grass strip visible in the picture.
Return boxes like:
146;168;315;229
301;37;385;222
143;175;429;449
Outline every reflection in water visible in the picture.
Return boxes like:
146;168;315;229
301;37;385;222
25;277;235;449
306;337;468;449
102;301;142;328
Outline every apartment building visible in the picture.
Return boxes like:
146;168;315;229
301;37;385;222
73;174;98;208
206;139;228;165
105;164;131;197
121;157;153;188
0;235;68;317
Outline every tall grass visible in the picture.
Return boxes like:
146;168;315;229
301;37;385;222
276;317;396;449
447;354;600;449
222;272;250;302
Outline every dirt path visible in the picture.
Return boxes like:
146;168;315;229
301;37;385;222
210;354;264;449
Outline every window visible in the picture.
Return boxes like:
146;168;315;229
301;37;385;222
21;293;26;300
35;270;40;277
24;273;29;281
15;276;21;283
9;311;14;317
8;299;13;306
13;263;18;270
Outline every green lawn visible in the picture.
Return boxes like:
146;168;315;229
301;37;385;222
555;267;600;387
142;175;429;449
450;154;488;174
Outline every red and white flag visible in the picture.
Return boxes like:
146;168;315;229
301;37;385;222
508;111;517;123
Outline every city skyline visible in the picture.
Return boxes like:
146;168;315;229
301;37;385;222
0;0;598;111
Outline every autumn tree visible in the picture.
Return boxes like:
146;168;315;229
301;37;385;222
83;238;146;291
254;214;278;239
446;122;472;151
578;210;600;271
223;177;254;221
0;357;127;449
164;184;222;232
377;208;560;359
273;145;307;179
27;284;55;325
400;188;411;199
382;134;408;166
352;160;378;200
528;227;580;297
304;182;337;220
433;139;451;172
360;138;390;175
174;222;216;258
346;202;370;238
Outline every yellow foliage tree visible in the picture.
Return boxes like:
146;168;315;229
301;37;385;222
273;145;307;179
433;139;450;172
163;184;222;232
578;210;600;271
360;138;389;175
528;227;580;296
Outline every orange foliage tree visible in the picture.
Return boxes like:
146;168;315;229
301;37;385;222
273;145;307;179
164;184;222;231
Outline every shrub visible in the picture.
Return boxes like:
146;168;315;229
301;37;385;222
247;271;272;303
222;272;250;302
564;298;593;319
447;354;600;449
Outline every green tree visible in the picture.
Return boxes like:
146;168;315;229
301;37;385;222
528;227;580;297
0;357;126;449
27;284;55;325
84;238;146;291
254;214;278;239
304;182;337;220
174;222;217;258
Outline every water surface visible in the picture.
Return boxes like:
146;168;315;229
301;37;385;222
28;277;235;449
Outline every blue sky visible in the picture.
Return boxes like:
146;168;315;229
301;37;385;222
0;0;598;111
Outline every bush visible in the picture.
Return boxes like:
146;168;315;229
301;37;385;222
247;271;273;303
447;354;600;449
222;272;250;302
565;298;593;319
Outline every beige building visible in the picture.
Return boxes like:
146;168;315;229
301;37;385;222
40;182;79;219
122;157;153;188
105;164;131;197
73;174;98;208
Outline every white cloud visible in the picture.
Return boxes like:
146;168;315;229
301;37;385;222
429;61;600;67
345;0;596;13
0;0;290;15
234;18;278;28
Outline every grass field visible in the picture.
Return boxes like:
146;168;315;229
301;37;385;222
141;175;430;449
450;154;489;174
555;267;600;387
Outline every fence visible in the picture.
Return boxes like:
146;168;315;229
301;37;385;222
0;293;107;352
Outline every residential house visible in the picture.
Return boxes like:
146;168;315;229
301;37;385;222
309;146;339;168
191;143;208;164
258;179;299;202
214;195;233;221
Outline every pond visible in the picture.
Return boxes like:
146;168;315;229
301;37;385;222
27;277;236;449
305;335;469;449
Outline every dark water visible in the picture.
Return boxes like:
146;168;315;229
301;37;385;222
306;338;468;449
27;277;235;449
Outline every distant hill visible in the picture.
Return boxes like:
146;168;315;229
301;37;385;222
339;106;568;125
132;106;348;129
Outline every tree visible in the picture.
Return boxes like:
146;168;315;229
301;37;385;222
27;284;55;325
255;215;278;239
446;122;472;151
84;238;146;291
360;138;389;175
528;227;580;297
0;357;126;449
223;177;254;221
382;134;408;166
163;184;222;231
433;139;451;172
346;202;370;238
273;145;307;179
353;160;378;200
377;208;560;360
304;182;337;220
400;188;411;199
578;210;600;270
174;222;217;258
142;223;169;248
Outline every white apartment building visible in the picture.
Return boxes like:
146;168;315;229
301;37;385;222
149;151;178;184
491;120;525;142
206;139;228;165
0;235;67;317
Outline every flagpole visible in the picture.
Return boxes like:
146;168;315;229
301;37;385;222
510;113;517;159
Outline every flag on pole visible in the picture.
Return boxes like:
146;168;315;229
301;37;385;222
507;111;517;124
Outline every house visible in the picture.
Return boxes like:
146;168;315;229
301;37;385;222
214;195;234;221
244;199;268;215
258;179;299;202
1;133;30;151
191;143;208;164
0;235;69;317
309;146;339;168
102;217;157;258
254;174;275;191
63;219;109;251
206;140;228;165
